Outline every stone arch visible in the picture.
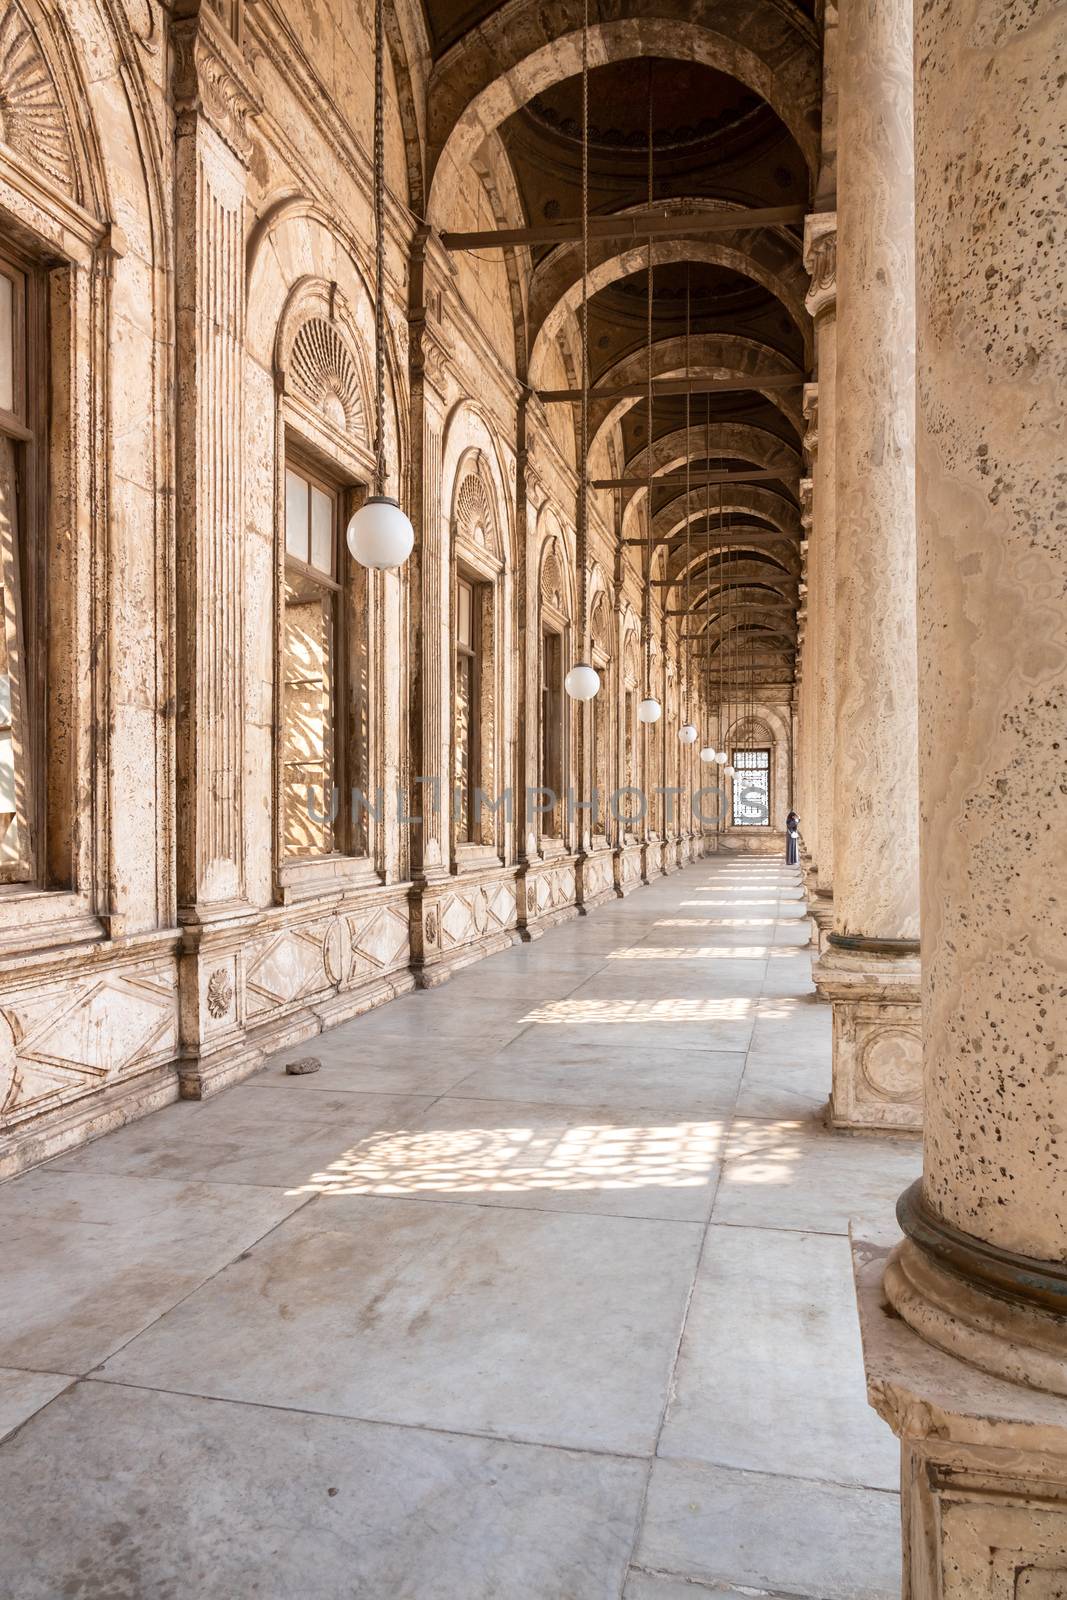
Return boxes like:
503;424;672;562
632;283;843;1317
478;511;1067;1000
529;211;811;384
590;332;804;464
384;0;428;213
624;422;801;490
0;0;174;943
453;456;503;566
426;3;820;219
534;504;577;623
441;402;515;571
589;587;613;663
539;535;568;618
470;132;531;380
652;486;801;549
274;278;374;457
0;0;106;214
248;198;408;492
721;707;792;831
620;423;802;537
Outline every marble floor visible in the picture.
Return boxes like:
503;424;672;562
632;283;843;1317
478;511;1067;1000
0;856;921;1599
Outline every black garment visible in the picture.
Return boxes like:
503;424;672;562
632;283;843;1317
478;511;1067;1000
785;810;800;866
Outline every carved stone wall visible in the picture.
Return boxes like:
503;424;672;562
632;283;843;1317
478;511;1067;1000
0;0;790;1178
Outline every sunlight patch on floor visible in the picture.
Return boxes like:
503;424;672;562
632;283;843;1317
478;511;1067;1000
724;1119;806;1183
605;945;771;961
519;996;754;1024
288;1118;725;1197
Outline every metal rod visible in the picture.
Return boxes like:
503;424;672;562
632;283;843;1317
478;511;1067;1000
537;373;803;403
591;469;798;489
621;533;796;546
440;204;806;252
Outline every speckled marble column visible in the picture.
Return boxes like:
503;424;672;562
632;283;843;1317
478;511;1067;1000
882;0;1067;1394
811;0;921;1133
856;5;1067;1591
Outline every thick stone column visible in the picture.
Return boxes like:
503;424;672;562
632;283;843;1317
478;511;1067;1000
804;216;837;946
811;0;921;1133
856;5;1067;1584
172;0;263;1098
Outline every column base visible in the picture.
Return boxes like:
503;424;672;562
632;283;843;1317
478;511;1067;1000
812;938;922;1132
854;1238;1067;1599
809;891;835;951
884;1184;1067;1397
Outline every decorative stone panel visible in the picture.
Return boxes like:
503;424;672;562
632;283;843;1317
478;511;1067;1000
0;956;178;1132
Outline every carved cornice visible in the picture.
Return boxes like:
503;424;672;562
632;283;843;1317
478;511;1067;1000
803;210;837;322
172;6;262;164
800;477;814;533
802;382;819;462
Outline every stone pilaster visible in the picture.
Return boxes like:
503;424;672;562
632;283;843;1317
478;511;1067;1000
172;0;264;1098
798;474;822;913
406;230;455;974
858;3;1067;1585
804;214;837;922
812;0;921;1134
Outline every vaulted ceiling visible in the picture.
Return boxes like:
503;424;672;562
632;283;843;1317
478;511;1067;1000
421;3;817;697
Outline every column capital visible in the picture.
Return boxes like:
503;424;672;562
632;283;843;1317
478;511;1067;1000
802;381;819;462
172;2;262;165
799;476;813;533
803;211;837;322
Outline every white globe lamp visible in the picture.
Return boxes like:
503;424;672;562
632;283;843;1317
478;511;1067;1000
637;696;662;724
564;662;601;701
699;746;717;764
724;764;735;778
346;495;414;571
678;723;698;745
715;750;728;766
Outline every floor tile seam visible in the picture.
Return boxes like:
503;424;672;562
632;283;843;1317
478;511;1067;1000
435;1085;752;1117
79;1373;661;1466
631;867;742;1567
652;1443;903;1500
254;1186;712;1229
644;1450;903;1501
67;1190;323;1381
627;1561;834;1600
0;1374;81;1450
704;1217;856;1242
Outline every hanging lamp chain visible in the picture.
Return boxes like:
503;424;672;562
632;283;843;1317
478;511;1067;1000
684;265;691;722
372;0;387;496
578;0;590;649
644;65;654;694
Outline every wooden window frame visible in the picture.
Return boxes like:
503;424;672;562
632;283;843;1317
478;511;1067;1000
0;241;48;888
540;627;563;835
280;451;351;862
731;746;772;829
454;573;482;846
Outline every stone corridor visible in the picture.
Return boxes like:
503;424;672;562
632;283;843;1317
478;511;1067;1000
0;858;922;1599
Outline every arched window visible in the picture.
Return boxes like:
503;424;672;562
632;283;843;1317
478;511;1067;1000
589;590;613;839
273;293;375;881
452;464;504;859
538;534;570;842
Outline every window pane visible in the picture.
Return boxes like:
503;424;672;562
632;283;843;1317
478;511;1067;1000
732;747;770;828
0;272;12;414
0;436;30;876
310;485;333;575
285;469;309;562
455;652;472;840
457;580;472;649
282;577;336;857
